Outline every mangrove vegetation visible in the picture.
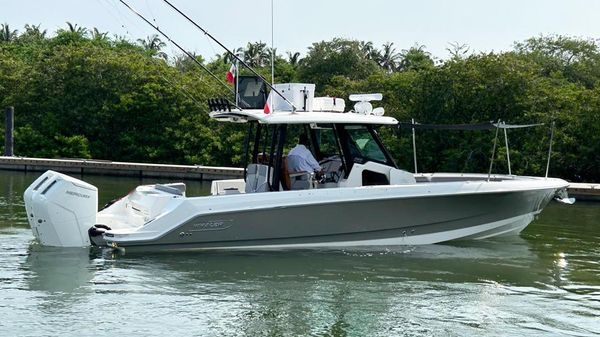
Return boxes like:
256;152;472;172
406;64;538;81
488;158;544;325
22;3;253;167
1;23;599;181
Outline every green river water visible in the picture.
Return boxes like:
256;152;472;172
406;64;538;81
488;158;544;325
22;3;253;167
0;170;598;337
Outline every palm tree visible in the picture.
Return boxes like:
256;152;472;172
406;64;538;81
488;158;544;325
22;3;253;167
287;51;301;66
266;47;277;63
23;24;46;39
65;22;88;37
397;44;434;71
378;42;401;73
221;47;244;65
138;34;168;60
91;27;108;41
244;41;268;67
0;23;18;42
446;41;470;59
175;52;204;71
138;34;166;52
360;41;381;61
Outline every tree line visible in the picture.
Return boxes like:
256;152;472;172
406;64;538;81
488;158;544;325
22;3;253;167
1;23;599;182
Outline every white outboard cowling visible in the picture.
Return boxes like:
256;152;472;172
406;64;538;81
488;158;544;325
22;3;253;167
24;170;98;247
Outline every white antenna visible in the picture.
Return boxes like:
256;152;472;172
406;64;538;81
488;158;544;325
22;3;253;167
412;118;418;174
545;121;555;179
270;0;275;113
235;55;239;107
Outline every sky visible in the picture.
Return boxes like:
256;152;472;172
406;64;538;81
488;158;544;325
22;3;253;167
2;0;600;61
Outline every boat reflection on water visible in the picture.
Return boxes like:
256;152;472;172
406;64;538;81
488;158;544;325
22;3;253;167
18;228;599;337
24;244;95;293
20;244;96;314
21;225;572;293
91;238;555;336
21;235;545;297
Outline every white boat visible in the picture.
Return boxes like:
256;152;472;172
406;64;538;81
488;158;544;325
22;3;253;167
23;84;572;251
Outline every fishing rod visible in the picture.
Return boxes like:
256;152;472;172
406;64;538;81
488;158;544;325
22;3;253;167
117;0;240;107
161;0;298;112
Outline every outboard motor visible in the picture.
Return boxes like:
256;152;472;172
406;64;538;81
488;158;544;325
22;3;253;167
24;170;98;247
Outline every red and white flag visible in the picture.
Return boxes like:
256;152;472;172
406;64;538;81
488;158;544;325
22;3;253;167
263;101;270;114
226;63;235;83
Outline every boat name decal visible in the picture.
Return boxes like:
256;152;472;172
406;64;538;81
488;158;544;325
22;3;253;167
190;220;232;231
65;190;91;199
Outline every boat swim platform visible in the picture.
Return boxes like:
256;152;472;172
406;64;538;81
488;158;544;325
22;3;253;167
0;156;243;181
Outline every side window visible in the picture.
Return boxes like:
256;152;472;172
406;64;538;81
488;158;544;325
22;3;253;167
315;127;338;159
346;127;388;164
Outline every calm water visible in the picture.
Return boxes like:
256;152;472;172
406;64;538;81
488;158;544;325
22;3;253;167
0;170;598;337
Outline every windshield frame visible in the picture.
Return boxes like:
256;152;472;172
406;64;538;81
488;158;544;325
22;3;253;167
326;124;398;177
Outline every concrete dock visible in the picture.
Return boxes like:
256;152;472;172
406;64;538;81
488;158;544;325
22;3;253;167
0;156;243;180
0;156;598;200
567;183;600;201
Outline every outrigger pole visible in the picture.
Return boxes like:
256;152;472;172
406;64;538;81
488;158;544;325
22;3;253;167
117;0;238;103
160;0;298;112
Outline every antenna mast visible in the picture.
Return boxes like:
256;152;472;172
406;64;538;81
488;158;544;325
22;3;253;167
270;0;275;114
271;0;275;87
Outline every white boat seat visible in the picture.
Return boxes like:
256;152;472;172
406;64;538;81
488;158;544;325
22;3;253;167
289;171;314;190
282;156;314;190
245;164;272;193
211;179;245;195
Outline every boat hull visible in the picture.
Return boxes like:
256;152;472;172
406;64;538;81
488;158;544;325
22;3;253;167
104;184;559;252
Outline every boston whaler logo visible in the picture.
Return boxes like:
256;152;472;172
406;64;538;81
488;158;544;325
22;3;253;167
65;190;91;199
190;219;232;232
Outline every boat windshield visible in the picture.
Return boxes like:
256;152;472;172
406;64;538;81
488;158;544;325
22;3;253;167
344;126;388;164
